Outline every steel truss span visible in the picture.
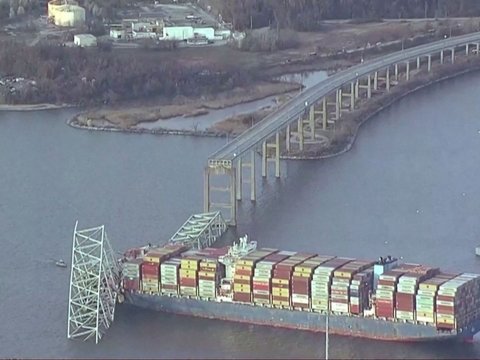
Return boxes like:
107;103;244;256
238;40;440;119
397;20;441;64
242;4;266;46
67;221;121;344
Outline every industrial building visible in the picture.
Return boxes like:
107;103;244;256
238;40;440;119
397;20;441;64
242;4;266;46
113;18;230;42
48;0;85;27
74;34;97;47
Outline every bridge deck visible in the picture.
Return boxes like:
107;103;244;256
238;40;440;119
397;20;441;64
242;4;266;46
208;32;480;164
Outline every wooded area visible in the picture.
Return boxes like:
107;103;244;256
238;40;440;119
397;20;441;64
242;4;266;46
0;41;253;105
212;0;480;31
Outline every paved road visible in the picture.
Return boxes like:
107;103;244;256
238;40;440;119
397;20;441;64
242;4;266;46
208;31;480;163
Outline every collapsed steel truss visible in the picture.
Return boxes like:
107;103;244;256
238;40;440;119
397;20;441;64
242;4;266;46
67;221;120;344
169;211;227;249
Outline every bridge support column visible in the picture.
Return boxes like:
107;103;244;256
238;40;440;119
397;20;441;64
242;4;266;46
406;61;410;81
350;82;355;110
298;117;304;151
204;167;210;213
286;124;291;152
394;63;399;81
373;72;378;91
477;43;479;55
275;132;280;178
204;163;236;225
335;89;341;119
451;48;455;64
309;105;315;140
427;55;431;72
322;97;327;130
386;67;390;91
262;141;267;177
416;56;420;70
440;50;444;64
229;169;236;225
466;43;469;55
236;158;242;201
355;80;359;99
250;150;256;201
367;75;371;99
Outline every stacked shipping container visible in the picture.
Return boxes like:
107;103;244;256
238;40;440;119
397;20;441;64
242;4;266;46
311;257;351;312
123;258;142;292
123;242;480;333
233;248;278;303
253;252;289;305
331;260;375;314
436;273;480;330
415;273;456;324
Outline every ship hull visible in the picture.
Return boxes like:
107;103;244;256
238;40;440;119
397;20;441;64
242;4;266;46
123;292;478;342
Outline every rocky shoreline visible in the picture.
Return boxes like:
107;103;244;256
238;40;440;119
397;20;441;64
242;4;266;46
67;58;480;163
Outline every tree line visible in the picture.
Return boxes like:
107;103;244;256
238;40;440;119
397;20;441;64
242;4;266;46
212;0;480;31
0;41;254;105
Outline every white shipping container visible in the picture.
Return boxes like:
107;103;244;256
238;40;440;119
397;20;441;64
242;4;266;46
331;302;349;313
292;294;309;303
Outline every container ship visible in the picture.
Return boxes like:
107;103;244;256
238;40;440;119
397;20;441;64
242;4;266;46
119;236;480;342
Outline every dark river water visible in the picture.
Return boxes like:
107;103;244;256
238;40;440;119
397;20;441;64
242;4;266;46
2;71;480;359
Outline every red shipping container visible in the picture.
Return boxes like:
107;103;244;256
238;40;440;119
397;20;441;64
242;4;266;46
142;262;159;276
253;283;270;292
235;278;252;285
253;294;270;301
272;295;290;302
123;278;140;292
437;294;455;302
161;283;178;290
437;305;455;314
233;292;252;302
180;278;198;286
236;269;253;276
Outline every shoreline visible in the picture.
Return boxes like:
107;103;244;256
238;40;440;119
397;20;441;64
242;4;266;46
66;60;480;161
0;103;74;111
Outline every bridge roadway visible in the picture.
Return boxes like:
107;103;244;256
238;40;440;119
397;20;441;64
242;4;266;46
208;31;480;165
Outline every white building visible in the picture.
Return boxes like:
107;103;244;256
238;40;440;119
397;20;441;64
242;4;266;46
110;28;125;40
74;34;97;47
162;26;217;41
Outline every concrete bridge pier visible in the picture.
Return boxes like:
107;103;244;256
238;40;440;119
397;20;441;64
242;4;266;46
377;67;390;91
451;48;455;64
235;153;258;201
416;56;421;70
477;43;480;54
297;117;304;150
405;61;410;81
204;162;236;225
373;72;378;91
427;55;432;72
394;63;399;81
261;134;281;178
285;124;291;152
440;50;444;64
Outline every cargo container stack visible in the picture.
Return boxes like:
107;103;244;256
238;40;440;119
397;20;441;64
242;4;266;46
233;248;278;303
311;257;351;312
252;252;290;305
395;265;439;322
160;258;181;295
272;253;314;310
270;252;298;308
331;260;374;315
415;273;456;324
436;273;480;330
292;255;332;310
179;254;201;297
143;245;188;295
376;270;404;319
349;270;374;315
122;258;142;293
198;258;224;300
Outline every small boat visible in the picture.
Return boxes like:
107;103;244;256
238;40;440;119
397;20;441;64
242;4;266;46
55;259;67;268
